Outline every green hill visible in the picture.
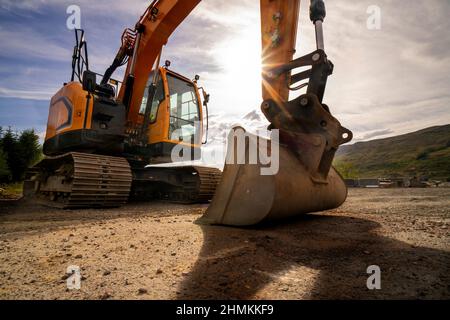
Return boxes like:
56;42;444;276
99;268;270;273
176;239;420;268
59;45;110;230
333;124;450;180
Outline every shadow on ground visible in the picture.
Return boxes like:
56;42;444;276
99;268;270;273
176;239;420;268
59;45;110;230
177;214;450;299
0;198;205;235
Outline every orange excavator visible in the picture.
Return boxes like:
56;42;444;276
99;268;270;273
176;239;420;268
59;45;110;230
24;0;352;226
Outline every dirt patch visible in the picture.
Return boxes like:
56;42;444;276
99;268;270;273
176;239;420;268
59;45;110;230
0;188;449;299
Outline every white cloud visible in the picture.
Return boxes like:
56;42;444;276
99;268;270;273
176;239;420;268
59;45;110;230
0;26;71;62
0;86;53;100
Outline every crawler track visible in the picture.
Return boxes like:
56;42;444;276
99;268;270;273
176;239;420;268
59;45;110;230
23;153;222;208
131;165;222;203
23;152;132;208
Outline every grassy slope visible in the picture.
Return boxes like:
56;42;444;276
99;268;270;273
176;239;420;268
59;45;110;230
334;124;450;180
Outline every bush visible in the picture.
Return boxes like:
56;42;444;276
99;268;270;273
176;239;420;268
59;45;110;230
416;151;428;160
334;160;359;179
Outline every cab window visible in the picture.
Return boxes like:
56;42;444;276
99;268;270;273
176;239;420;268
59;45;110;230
166;74;200;143
139;72;165;123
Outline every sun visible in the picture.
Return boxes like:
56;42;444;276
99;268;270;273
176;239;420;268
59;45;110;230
213;23;263;111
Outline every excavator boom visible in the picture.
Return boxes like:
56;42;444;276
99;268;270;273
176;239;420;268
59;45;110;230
105;0;202;125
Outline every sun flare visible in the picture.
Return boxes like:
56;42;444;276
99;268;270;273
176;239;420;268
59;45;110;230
213;23;263;109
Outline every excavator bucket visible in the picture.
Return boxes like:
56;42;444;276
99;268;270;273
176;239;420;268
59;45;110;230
197;94;353;227
198;0;350;226
197;128;346;226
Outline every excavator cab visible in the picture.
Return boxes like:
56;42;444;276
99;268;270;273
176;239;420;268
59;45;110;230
134;66;206;163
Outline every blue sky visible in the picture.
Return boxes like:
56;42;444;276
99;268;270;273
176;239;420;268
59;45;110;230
0;0;449;142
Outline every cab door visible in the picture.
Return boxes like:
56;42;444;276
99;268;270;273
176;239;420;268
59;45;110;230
165;71;202;147
138;69;168;145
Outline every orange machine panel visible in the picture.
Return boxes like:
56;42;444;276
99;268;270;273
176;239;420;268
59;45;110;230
45;82;93;141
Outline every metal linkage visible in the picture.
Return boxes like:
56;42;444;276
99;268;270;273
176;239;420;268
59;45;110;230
261;93;352;181
261;0;353;181
265;49;333;103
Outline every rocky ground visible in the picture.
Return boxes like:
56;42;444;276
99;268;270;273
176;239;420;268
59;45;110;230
0;188;449;300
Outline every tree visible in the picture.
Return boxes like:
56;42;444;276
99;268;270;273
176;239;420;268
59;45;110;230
0;127;11;182
0;128;41;182
18;129;41;167
0;147;10;182
1;128;20;181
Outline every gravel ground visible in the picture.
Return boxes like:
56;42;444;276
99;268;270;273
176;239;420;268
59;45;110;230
0;188;449;300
